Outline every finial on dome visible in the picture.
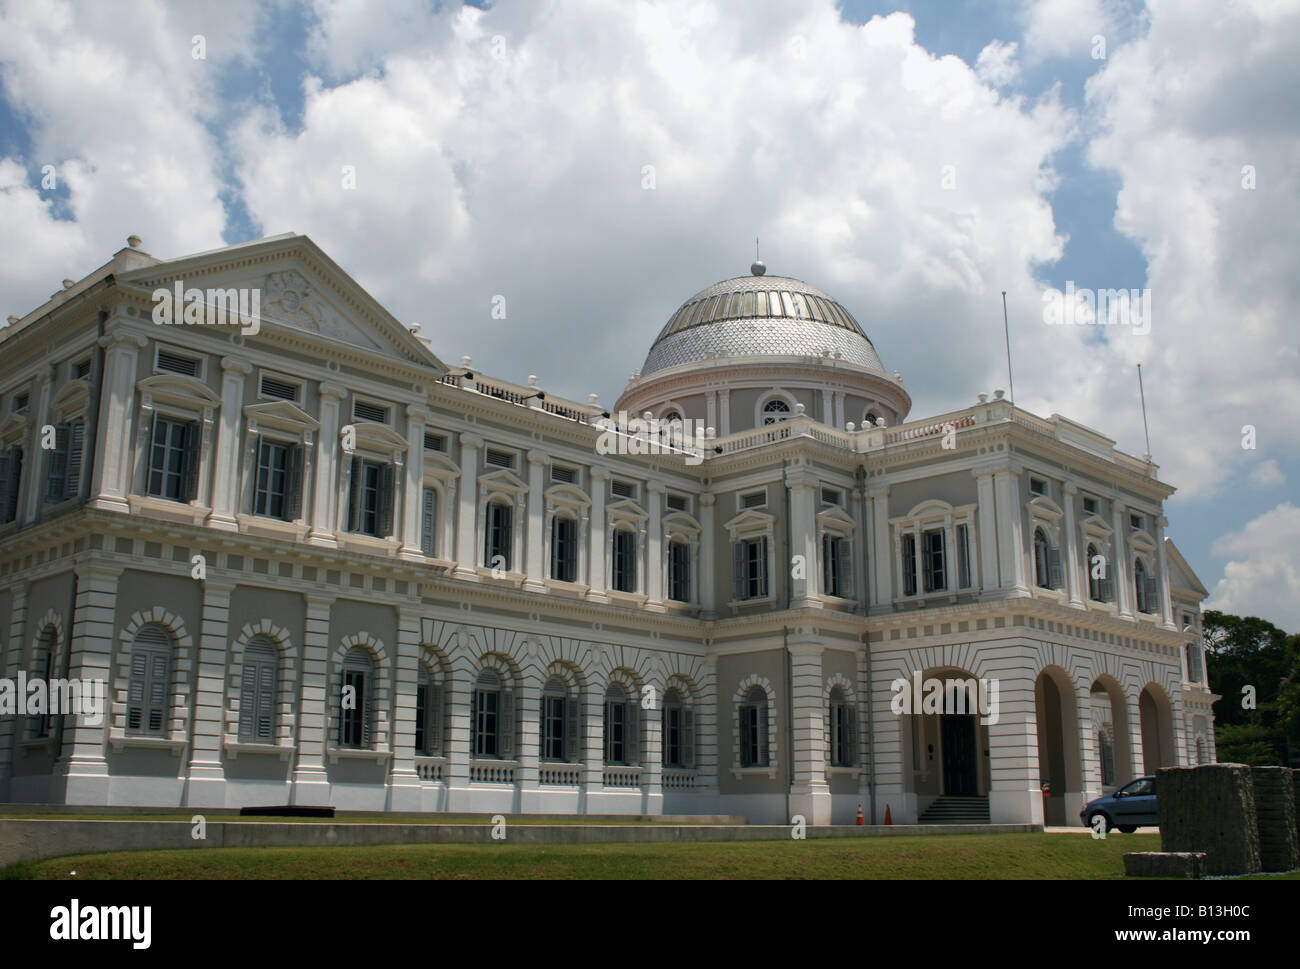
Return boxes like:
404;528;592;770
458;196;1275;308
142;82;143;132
752;236;765;276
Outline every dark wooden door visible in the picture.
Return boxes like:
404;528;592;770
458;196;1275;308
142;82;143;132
941;714;978;796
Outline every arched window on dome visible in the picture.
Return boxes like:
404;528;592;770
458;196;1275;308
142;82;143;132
864;410;879;428
761;398;791;425
662;411;682;424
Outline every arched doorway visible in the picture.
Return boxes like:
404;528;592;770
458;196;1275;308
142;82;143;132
1090;675;1133;789
904;667;992;814
1034;667;1083;826
1139;683;1176;773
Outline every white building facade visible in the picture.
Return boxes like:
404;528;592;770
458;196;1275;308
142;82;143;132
0;234;1217;824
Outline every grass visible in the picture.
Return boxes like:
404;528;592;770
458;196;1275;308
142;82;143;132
0;812;690;825
3;832;1166;880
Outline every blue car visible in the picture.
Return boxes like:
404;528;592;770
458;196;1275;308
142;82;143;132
1080;775;1158;833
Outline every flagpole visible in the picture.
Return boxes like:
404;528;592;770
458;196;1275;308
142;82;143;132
1001;290;1015;405
1138;363;1152;462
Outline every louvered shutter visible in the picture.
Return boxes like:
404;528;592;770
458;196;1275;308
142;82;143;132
148;652;169;732
1047;547;1063;590
757;538;769;596
626;697;638;765
377;462;395;536
500;689;514;758
180;422;201;501
45;423;68;501
429;682;443;754
565;694;579;762
127;652;147;730
256;658;276;740
838;538;852;596
470;688;479;754
731;541;744;599
844;705;857;765
360;669;371;748
1144;575;1159;613
1100;575;1114;603
824;699;833;763
682;707;695;768
238;654;258;741
285;444;304;520
0;452;9;523
347;457;362;531
63;418;84;500
758;700;770;765
421;487;437;555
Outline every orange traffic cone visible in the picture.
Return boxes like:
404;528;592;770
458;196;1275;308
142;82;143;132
856;803;864;825
884;804;892;825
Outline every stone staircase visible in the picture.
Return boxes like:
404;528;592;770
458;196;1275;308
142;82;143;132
917;796;990;824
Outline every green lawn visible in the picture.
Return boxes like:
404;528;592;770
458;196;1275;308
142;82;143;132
0;812;689;825
4;832;1164;880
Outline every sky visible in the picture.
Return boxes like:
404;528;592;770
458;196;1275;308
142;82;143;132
0;0;1296;631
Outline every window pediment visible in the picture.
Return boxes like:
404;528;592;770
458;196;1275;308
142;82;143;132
479;467;527;495
816;505;855;533
663;509;701;540
0;413;28;447
607;497;647;523
138;373;222;411
903;499;953;521
51;379;91;418
1129;529;1156;551
422;450;461;480
545;482;590;510
1027;495;1064;520
724;508;775;538
245;400;320;437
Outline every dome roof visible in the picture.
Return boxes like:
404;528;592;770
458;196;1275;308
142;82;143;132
639;271;886;377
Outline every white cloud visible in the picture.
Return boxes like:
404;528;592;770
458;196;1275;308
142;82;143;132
1248;459;1285;488
1020;0;1119;62
975;40;1022;88
1206;503;1300;632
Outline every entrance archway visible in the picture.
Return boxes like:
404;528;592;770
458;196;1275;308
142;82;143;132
1089;675;1133;788
1139;683;1176;773
904;667;992;808
1034;666;1083;826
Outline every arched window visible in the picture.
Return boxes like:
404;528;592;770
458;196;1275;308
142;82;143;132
604;683;637;765
128;624;173;735
828;686;855;767
662;411;682;424
1134;558;1150;613
415;665;442;756
1087;543;1106;601
1034;528;1051;589
611;526;637;593
472;669;513;758
739;686;769;767
339;646;373;749
485;499;513;571
1195;736;1207;765
661;688;695;768
550;514;578;582
1098;728;1116;787
28;625;57;739
238;635;279;743
540;676;578;762
761;398;791;425
668;539;691;602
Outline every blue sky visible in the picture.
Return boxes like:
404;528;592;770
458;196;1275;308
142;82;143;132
0;0;1296;630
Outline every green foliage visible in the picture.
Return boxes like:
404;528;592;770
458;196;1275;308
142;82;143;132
1204;611;1296;765
1214;723;1279;766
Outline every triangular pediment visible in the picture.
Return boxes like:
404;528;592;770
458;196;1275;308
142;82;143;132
724;508;775;533
816;505;855;529
1165;537;1209;599
118;234;447;374
479;467;527;493
0;412;28;446
138;373;222;408
244;400;320;433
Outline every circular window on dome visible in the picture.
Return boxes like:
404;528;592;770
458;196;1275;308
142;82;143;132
762;398;792;425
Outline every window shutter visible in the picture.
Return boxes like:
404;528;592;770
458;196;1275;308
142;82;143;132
148;652;169;733
127;651;147;729
1048;546;1063;590
347;456;362;531
377;462;396;536
731;541;744;599
63;418;84;500
500;689;514;758
1101;575;1114;602
626;697;639;765
421;487;437;555
1144;575;1159;612
470;688;479;755
757;537;769;596
179;421;201;501
285;444;304;520
845;704;857;765
565;694;579;763
44;423;68;501
758;700;770;766
0;452;10;522
824;701;833;764
238;656;258;741
682;707;695;768
256;660;276;740
360;670;371;748
837;538;852;595
429;682;442;754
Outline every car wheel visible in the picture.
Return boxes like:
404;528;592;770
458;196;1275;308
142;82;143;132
1087;812;1114;833
1117;825;1137;833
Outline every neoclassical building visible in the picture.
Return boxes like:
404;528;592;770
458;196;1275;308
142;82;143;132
0;233;1216;824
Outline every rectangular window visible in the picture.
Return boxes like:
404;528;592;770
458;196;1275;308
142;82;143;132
611;479;635;500
732;537;769;600
485;501;513;570
484;447;515;469
156;348;201;378
669;541;691;602
423;432;446;452
922;529;946;592
74;359;91;380
44;423;69;501
1130;514;1144;531
821;487;841;506
147;415;199;503
475;690;499;757
612;529;637;592
605;701;626;763
347;458;394;537
1029;476;1048;497
550;515;577;582
1083;496;1099;515
259;373;301;402
666;493;688;512
543;696;565;760
741;488;767;510
0;447;22;523
822;533;851;597
127;648;171;735
740;706;762;767
550;464;576;484
340;669;366;747
957;524;972;589
664;706;682;767
353;399;389;424
253;438;291;519
415;680;429;754
13;392;29;413
902;533;918;596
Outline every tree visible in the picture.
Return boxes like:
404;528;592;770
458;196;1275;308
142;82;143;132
1203;610;1295;765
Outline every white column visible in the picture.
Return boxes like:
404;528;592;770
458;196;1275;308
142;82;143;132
207;357;252;530
993;469;1029;595
717;389;731;437
987;679;1043;824
705;392;717;435
1062;480;1084;608
852;485;868;605
454;433;483;579
787;472;820;607
398;405;429;560
974;470;999;594
587;466;610;602
307;382;347;547
185;579;234;806
646;480;665;609
0;581;27;797
1111;499;1133;619
698;492;716;618
290;594;333;806
788;639;832;825
870;489;892;606
1154;515;1176;629
833;391;845;430
387;608;422;810
523;450;548;592
821;391;833;426
90;330;147;512
20;363;55;523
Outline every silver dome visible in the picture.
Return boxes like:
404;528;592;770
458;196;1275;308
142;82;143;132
640;273;886;377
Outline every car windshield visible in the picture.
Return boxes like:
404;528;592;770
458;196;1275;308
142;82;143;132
1123;778;1154;796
